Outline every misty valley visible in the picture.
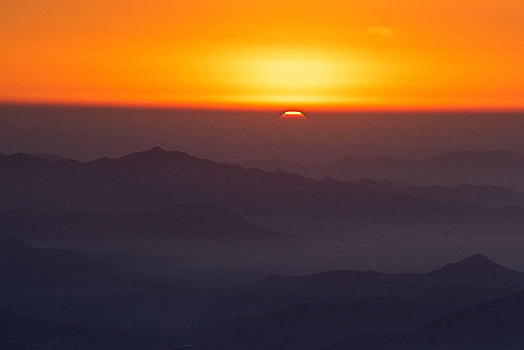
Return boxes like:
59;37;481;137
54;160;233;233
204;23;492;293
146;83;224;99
1;146;524;349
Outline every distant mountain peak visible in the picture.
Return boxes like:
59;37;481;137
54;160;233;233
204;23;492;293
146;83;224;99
431;149;524;162
2;153;51;163
453;253;498;267
322;176;339;184
443;149;519;156
147;146;167;153
330;156;356;167
0;152;69;162
119;147;194;162
129;146;172;157
430;254;520;277
85;147;204;169
464;253;491;261
330;149;524;167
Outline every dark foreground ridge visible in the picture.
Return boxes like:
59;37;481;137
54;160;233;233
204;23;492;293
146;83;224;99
185;254;524;350
324;290;524;350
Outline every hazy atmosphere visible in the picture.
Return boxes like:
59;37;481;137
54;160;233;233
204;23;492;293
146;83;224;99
2;0;524;349
2;104;524;163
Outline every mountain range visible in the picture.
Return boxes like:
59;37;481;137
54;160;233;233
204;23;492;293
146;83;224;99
190;254;524;350
0;235;105;280
0;308;164;349
238;150;524;192
248;254;524;305
325;290;524;350
2;147;524;219
1;242;524;350
0;204;289;240
0;152;68;162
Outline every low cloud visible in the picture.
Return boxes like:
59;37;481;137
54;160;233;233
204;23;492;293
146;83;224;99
369;26;394;36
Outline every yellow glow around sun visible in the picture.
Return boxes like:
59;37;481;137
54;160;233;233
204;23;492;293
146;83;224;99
201;47;373;107
251;57;338;93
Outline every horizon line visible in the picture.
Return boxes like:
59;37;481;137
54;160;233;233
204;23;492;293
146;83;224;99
2;100;524;114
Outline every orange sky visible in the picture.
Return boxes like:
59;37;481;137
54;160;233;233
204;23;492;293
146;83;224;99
1;0;524;110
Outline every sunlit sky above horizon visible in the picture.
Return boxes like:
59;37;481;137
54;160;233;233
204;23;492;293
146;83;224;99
1;0;524;110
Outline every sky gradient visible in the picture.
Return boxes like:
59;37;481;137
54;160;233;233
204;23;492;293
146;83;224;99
1;0;524;109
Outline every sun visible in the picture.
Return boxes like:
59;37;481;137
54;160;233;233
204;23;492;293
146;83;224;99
279;111;308;121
